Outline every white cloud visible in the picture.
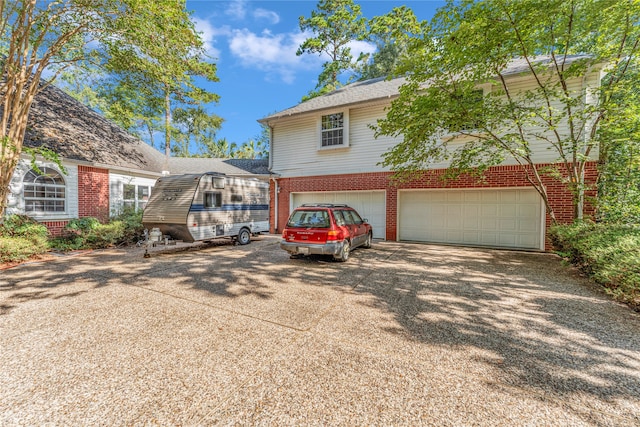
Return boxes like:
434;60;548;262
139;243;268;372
253;8;280;25
228;28;321;84
348;40;377;58
192;17;223;59
225;0;247;20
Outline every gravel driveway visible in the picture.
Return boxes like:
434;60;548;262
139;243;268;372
1;235;639;426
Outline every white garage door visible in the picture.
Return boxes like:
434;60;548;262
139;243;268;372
292;191;386;239
398;189;543;250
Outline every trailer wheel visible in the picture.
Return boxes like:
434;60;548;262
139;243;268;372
237;228;251;245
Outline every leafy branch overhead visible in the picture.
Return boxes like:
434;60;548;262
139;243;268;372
374;0;640;222
297;0;421;100
0;0;219;216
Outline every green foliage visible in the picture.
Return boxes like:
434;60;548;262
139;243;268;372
50;210;143;251
550;222;640;310
358;6;421;81
597;63;640;223
0;0;220;211
112;208;144;244
0;236;43;263
374;0;640;222
173;106;224;157
297;0;368;98
0;215;49;262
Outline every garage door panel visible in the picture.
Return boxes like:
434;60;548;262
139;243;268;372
399;189;542;250
292;191;385;239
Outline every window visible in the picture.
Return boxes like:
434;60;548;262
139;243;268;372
204;192;222;208
321;112;348;148
138;186;150;209
341;210;355;225
123;184;135;209
23;167;66;213
213;177;225;189
286;210;330;228
123;183;151;210
230;194;243;203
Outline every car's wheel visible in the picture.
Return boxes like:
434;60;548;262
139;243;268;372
363;231;372;249
237;228;251;245
334;240;350;262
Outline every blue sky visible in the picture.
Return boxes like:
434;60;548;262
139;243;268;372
187;0;445;147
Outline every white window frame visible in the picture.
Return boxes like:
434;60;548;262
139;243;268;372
123;183;152;211
23;167;67;215
317;110;349;150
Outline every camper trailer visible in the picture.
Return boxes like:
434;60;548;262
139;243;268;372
142;172;269;244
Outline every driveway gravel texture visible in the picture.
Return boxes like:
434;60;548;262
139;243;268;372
1;235;639;426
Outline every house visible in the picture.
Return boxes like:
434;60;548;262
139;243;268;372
260;57;601;251
6;83;268;235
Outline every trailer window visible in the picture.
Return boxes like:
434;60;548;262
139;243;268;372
213;177;225;189
204;192;222;208
230;194;243;202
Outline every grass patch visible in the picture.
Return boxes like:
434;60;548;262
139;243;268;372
550;222;640;310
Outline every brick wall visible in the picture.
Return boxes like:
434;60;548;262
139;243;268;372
271;162;598;250
41;220;69;237
77;166;110;222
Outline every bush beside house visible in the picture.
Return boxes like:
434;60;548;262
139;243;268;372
550;222;640;311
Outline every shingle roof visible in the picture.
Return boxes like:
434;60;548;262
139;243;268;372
24;83;270;177
168;157;269;176
259;76;406;123
259;54;593;123
25;83;166;173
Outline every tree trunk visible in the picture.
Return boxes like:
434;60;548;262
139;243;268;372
163;88;171;173
0;146;20;218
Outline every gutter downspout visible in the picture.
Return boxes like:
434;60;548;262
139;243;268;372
267;124;280;234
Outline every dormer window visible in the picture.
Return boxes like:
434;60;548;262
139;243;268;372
319;111;349;150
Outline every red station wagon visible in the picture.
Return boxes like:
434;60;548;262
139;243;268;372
280;204;373;262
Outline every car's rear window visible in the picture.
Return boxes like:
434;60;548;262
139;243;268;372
287;210;331;228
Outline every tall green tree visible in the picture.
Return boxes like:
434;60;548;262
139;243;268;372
297;0;367;100
374;0;640;223
173;106;223;157
597;63;640;223
358;6;421;81
0;0;216;216
101;3;219;167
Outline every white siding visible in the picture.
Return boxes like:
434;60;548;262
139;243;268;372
271;105;400;178
109;172;158;215
271;73;600;179
7;159;78;220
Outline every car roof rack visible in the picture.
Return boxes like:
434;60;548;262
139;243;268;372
300;203;349;208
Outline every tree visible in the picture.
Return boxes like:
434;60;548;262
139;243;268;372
597;63;640;223
99;3;219;166
297;0;367;100
173;106;223;157
358;6;421;81
0;0;215;216
374;0;640;223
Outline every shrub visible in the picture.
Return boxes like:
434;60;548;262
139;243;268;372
112;208;144;244
0;236;43;263
550;221;640;310
0;215;49;262
49;210;143;251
